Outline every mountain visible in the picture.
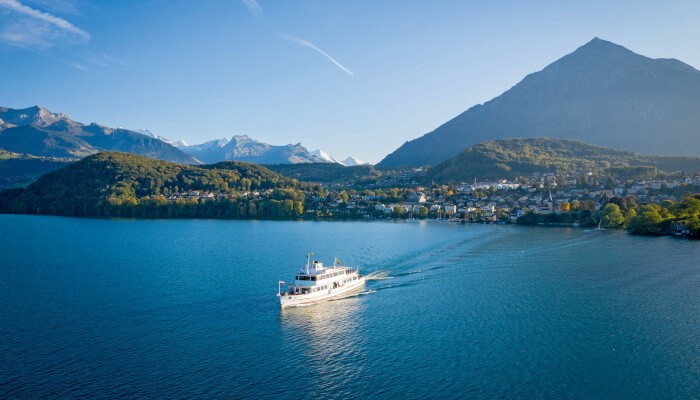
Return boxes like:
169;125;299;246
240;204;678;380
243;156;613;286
134;128;177;144
340;156;369;166
309;149;341;164
0;151;301;217
379;38;700;167
427;138;700;183
0;106;73;127
177;135;326;164
0;106;200;164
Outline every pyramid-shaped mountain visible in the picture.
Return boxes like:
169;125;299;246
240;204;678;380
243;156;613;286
379;38;700;166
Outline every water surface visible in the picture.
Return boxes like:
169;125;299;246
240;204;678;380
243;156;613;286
0;216;698;399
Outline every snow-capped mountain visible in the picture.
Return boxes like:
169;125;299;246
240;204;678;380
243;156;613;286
340;156;369;166
130;130;371;166
133;128;186;147
310;149;341;164
310;150;370;166
175;135;327;164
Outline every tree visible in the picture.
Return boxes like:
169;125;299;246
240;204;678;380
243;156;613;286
581;200;596;211
294;201;304;216
623;208;637;227
660;200;674;210
627;211;663;235
282;199;294;216
556;174;566;187
240;178;252;191
418;206;429;218
685;214;700;238
608;197;628;211
560;202;570;212
600;203;624;228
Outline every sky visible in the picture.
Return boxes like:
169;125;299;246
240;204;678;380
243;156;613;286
0;0;699;163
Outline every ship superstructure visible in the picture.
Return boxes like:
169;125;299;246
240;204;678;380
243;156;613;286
278;254;365;308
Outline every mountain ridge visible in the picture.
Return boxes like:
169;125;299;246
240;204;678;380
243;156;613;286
175;134;325;164
0;106;199;164
379;37;700;167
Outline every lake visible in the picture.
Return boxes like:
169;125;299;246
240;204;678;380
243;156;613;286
0;215;698;399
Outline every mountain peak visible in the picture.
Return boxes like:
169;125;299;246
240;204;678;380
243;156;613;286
0;105;73;128
341;156;368;166
378;38;700;166
0;105;200;164
569;37;636;59
310;149;341;164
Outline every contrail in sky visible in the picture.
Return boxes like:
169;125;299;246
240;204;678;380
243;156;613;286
279;33;354;76
0;0;89;40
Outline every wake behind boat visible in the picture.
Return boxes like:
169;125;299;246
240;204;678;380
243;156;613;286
278;253;366;308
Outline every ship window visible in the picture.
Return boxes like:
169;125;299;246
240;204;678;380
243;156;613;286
310;276;317;281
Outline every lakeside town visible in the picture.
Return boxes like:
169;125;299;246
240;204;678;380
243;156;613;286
139;171;700;236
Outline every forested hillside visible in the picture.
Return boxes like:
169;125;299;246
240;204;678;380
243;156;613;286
265;163;380;184
0;152;308;218
427;138;700;183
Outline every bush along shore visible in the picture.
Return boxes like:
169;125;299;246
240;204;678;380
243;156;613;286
516;195;700;238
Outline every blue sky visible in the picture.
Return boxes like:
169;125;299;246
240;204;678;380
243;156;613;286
1;0;699;163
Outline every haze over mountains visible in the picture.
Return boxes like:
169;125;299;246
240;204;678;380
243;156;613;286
379;38;700;167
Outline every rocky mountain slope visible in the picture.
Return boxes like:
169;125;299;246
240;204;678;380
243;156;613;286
0;106;199;164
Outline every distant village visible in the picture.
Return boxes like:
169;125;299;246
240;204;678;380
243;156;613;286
154;171;700;225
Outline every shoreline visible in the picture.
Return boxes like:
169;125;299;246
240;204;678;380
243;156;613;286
1;211;695;239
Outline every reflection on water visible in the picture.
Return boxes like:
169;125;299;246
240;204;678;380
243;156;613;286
279;292;370;397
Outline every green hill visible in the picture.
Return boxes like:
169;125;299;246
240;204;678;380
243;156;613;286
427;138;700;183
264;162;380;184
0;150;75;188
0;151;303;217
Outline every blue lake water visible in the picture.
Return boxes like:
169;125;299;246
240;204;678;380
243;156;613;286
0;215;698;399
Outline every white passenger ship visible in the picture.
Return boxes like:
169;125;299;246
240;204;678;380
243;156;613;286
278;254;366;308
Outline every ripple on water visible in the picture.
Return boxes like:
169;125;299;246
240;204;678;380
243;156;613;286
0;217;698;399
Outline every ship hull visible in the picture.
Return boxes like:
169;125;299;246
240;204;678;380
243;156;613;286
279;276;366;308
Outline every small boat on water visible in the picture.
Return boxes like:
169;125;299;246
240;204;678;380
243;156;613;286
278;253;366;308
